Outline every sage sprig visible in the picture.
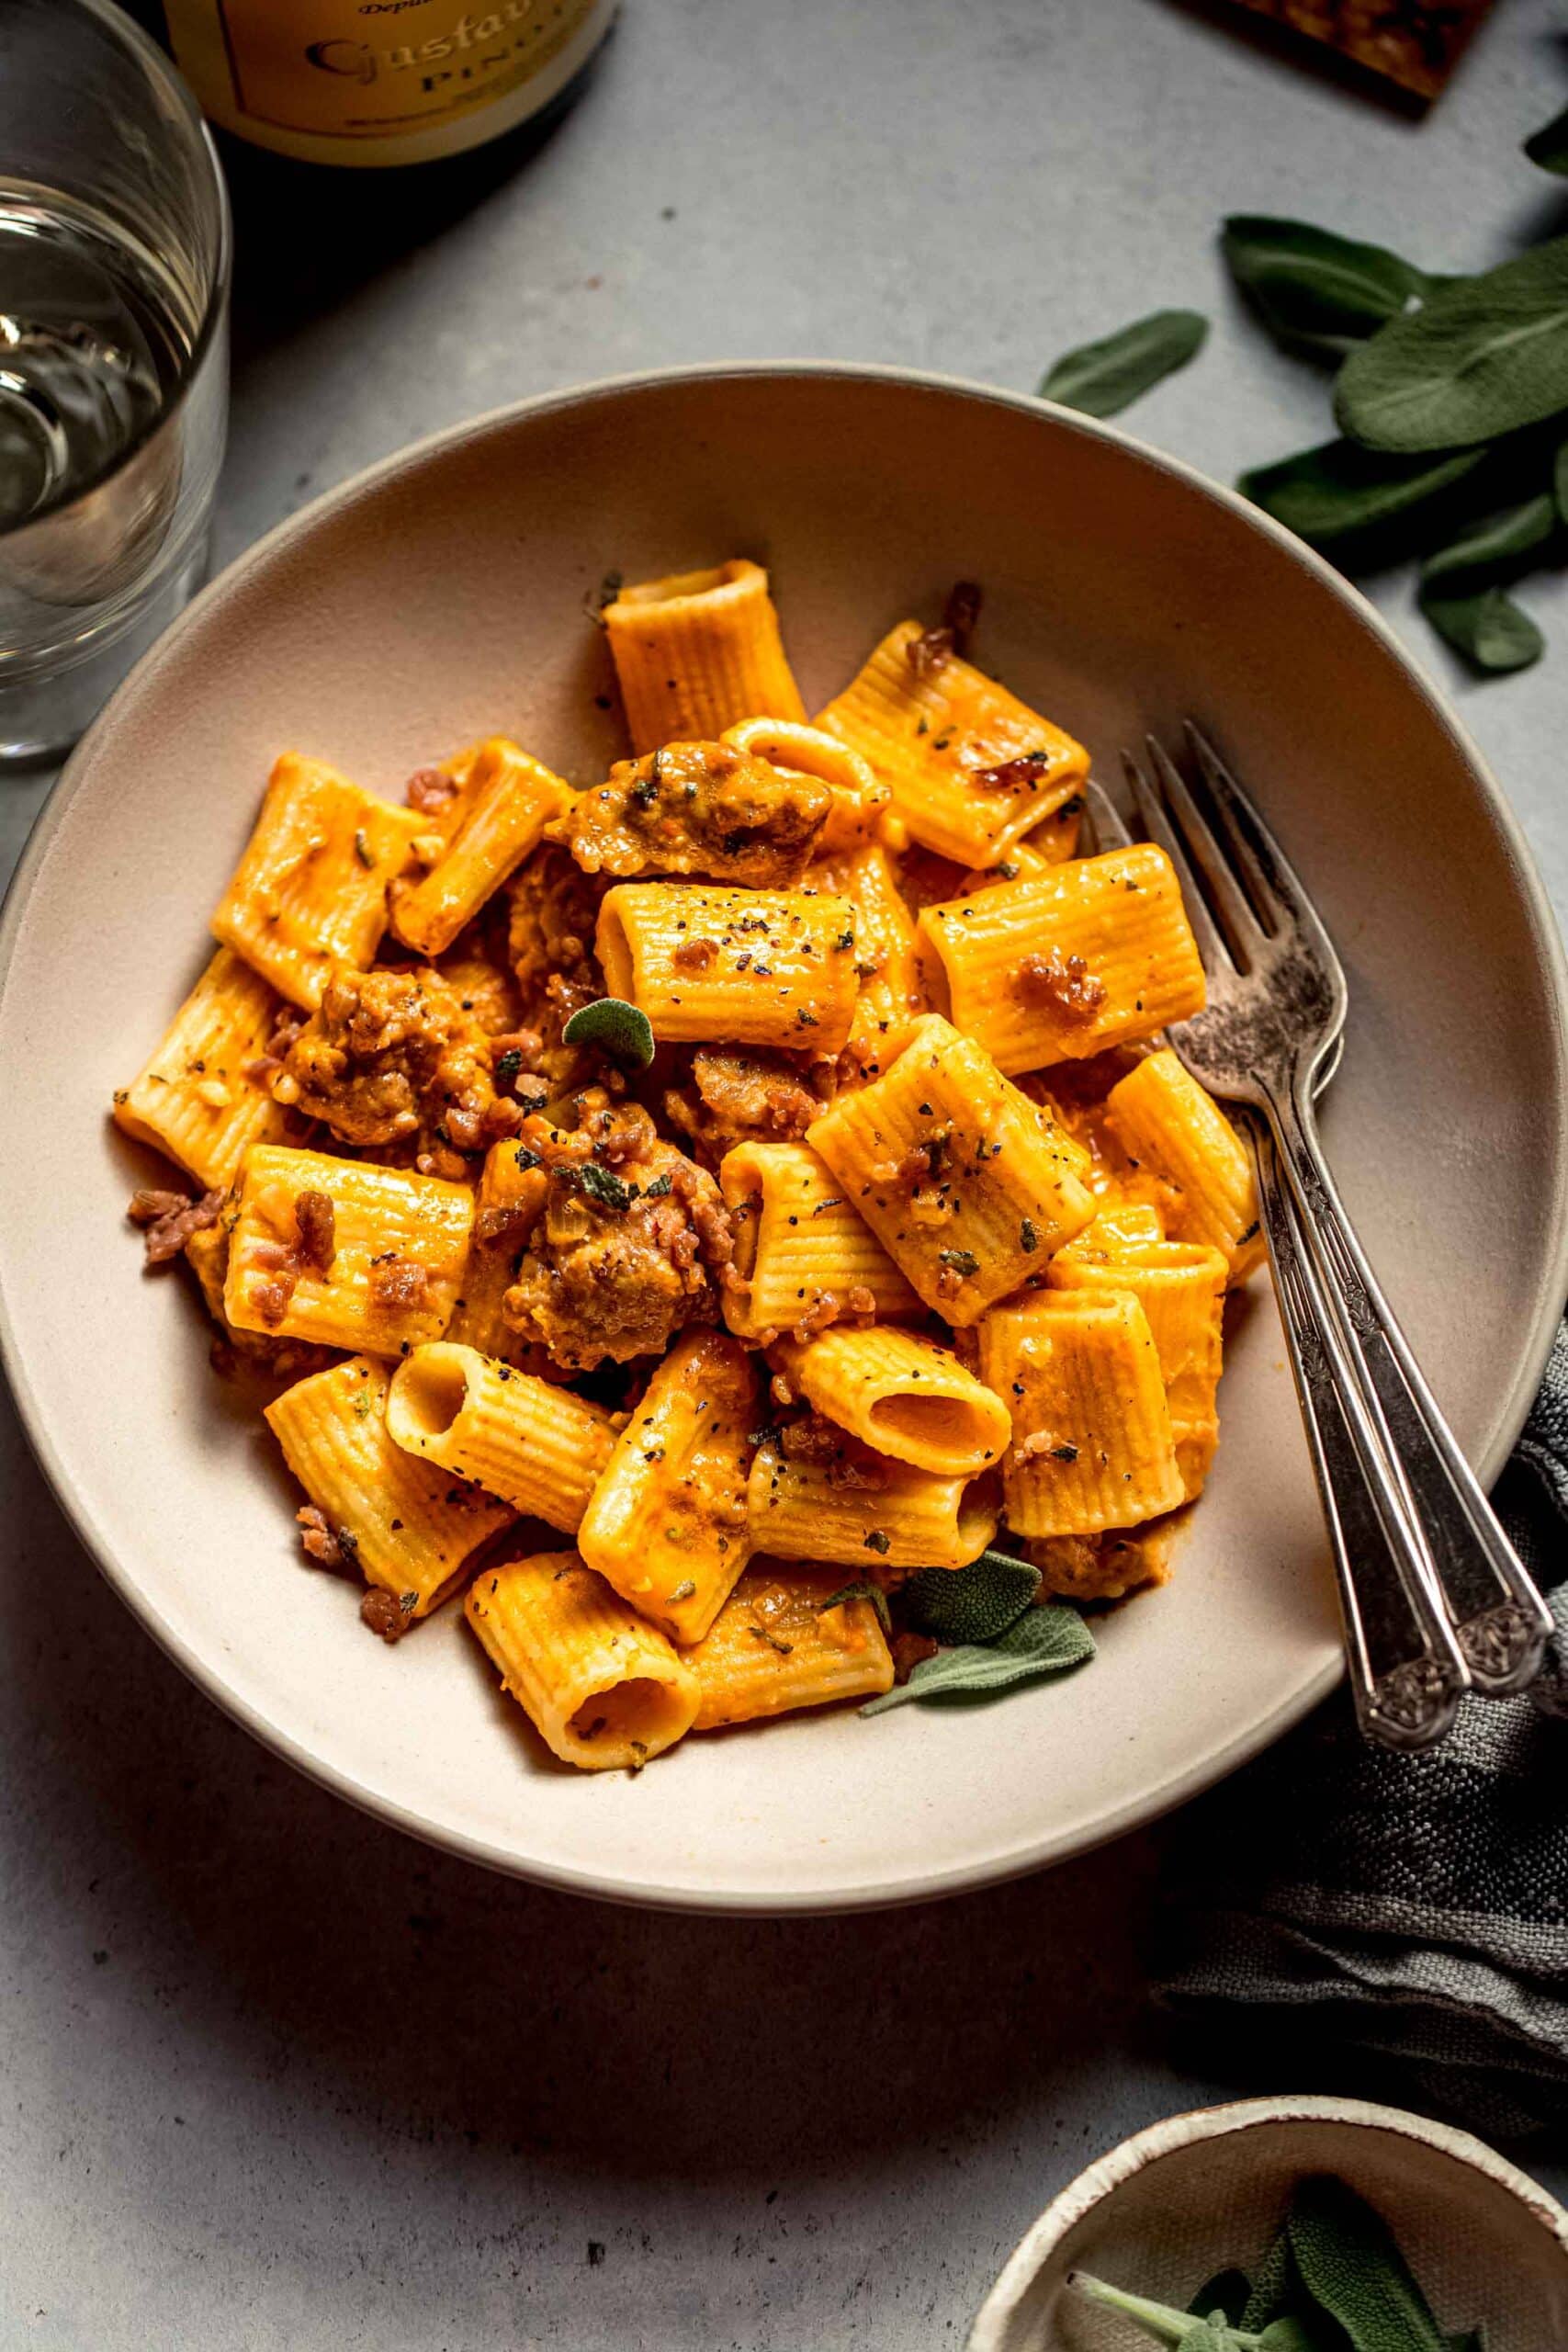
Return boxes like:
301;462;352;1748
1066;2176;1480;2352
561;995;656;1070
1336;237;1568;453
861;1600;1092;1713
1039;310;1208;420
900;1548;1040;1645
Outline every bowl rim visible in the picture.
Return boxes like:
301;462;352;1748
3;357;1565;1914
967;2090;1568;2350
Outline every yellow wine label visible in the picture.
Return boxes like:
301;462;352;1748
165;0;601;140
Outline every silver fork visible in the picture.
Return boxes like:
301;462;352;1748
1111;732;1551;1748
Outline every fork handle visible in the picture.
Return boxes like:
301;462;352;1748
1246;1115;1470;1750
1267;1081;1552;1697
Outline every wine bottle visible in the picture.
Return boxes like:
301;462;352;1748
125;0;618;167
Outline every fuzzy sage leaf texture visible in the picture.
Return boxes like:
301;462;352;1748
1336;236;1568;452
560;995;656;1070
1286;2177;1451;2352
1418;584;1544;673
860;1600;1093;1713
1222;216;1429;358
899;1549;1039;1645
1038;309;1208;419
1416;490;1556;673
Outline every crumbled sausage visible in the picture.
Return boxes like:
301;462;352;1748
367;1259;430;1313
241;1004;307;1089
552;740;830;888
128;1185;224;1266
970;750;1058;796
904;581;983;681
293;1189;336;1275
297;1505;356;1574
662;1046;824;1170
671;934;718;974
270;962;520;1172
1014;949;1108;1023
505;844;607;1088
360;1587;412;1642
406;764;458;816
891;1632;940;1684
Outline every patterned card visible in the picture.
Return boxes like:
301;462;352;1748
1227;0;1499;101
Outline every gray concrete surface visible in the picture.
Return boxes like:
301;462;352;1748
4;2;1567;2345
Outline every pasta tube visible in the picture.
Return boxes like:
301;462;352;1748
265;1355;513;1616
806;1015;1096;1325
815;620;1089;866
1104;1047;1263;1282
773;1325;1011;1477
688;1566;894;1729
465;1550;700;1771
225;1143;472;1352
596;882;860;1053
917;844;1207;1074
211;752;425;1008
807;839;929;1077
719;1138;919;1342
604;559;806;752
113;946;294;1190
747;1438;996;1569
446;1139;550;1365
577;1329;758;1644
386;1342;616;1530
389;738;570;957
978;1290;1183;1537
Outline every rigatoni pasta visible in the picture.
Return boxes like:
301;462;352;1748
604;560;806;752
576;1328;757;1643
465;1549;700;1770
123;559;1260;1776
385;1341;616;1529
596;881;860;1052
718;1138;919;1342
917;844;1207;1074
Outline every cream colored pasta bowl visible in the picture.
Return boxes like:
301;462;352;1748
968;2095;1568;2349
1;363;1564;1911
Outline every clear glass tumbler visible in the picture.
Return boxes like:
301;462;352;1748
0;0;230;763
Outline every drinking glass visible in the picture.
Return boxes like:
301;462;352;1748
0;0;230;763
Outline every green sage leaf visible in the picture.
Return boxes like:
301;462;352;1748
901;1549;1040;1645
1238;439;1486;548
1336;234;1568;452
1039;309;1208;419
1419;582;1544;673
1258;2324;1344;2352
1419;490;1558;588
861;1600;1092;1713
818;1578;893;1634
1190;2273;1253;2328
1287;2177;1448;2352
1222;215;1427;356
1525;104;1568;177
562;995;655;1070
1242;2227;1303;2330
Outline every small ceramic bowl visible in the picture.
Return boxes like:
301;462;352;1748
968;2095;1568;2351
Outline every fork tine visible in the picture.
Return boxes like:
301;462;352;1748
1080;775;1134;852
1142;733;1268;969
1184;723;1342;977
1120;748;1234;978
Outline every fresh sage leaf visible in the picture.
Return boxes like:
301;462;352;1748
1256;2325;1343;2352
1039;309;1208;419
1287;2176;1449;2352
1419;582;1544;673
1223;215;1427;357
1525;105;1568;177
1238;439;1486;548
1242;2227;1303;2330
562;995;655;1070
861;1601;1092;1713
1179;2328;1231;2352
819;1578;892;1635
1336;234;1568;452
901;1549;1040;1645
1191;2273;1254;2328
1418;490;1558;588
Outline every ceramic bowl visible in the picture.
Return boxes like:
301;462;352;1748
1;364;1564;1910
968;2094;1568;2350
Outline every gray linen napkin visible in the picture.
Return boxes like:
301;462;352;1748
1156;1321;1568;2140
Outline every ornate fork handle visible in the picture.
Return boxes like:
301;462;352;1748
1265;1081;1553;1696
1246;1115;1470;1750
